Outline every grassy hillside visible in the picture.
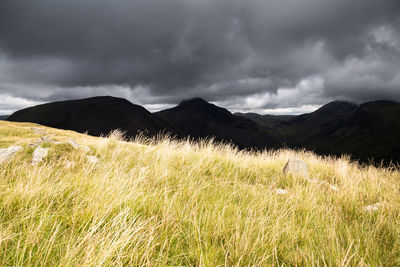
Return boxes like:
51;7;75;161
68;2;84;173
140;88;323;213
0;121;400;266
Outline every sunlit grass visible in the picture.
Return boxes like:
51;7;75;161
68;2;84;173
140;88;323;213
0;121;399;266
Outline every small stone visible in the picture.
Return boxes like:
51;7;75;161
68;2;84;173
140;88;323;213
68;139;90;152
28;136;54;148
28;143;39;148
67;139;80;149
86;156;99;164
365;203;382;212
0;146;23;164
40;136;53;143
283;158;309;178
329;184;339;192
66;160;75;168
31;146;48;166
276;188;289;195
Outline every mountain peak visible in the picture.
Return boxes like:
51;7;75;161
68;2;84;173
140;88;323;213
72;95;132;104
8;95;175;136
172;98;228;116
311;100;358;117
317;100;357;110
178;98;210;107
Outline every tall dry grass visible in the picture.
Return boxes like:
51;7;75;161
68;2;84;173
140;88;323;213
0;121;400;266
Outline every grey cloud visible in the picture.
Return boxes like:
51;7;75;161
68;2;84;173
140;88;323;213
0;0;399;113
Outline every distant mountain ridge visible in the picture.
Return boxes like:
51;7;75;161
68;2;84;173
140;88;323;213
8;96;400;165
237;100;400;164
8;96;177;137
155;98;277;148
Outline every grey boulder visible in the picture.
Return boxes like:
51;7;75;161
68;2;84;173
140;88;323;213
31;146;49;166
283;158;309;178
0;146;24;164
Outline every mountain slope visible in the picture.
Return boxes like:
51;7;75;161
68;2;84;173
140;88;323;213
155;98;277;148
8;96;176;137
7;96;400;164
274;101;359;146
324;100;400;163
239;100;399;164
234;113;295;129
0;115;9;121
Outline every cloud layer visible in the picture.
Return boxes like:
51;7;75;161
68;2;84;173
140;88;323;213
0;0;399;114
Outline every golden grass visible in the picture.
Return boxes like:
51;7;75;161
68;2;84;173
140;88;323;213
0;120;399;266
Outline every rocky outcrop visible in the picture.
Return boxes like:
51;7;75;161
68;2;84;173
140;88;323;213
68;139;90;152
28;136;54;148
0;146;23;164
31;146;49;165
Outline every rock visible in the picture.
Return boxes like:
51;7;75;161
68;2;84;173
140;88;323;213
329;184;339;192
365;203;382;212
67;139;80;149
66;160;75;168
40;136;53;143
68;139;90;152
28;136;55;148
276;188;289;195
31;146;49;166
28;143;38;148
54;141;64;145
283;158;309;178
0;146;23;164
31;127;46;135
86;156;99;164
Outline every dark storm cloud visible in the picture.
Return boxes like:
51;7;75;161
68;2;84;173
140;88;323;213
0;0;399;114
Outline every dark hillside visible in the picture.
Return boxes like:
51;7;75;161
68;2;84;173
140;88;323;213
8;96;177;137
156;98;277;148
8;96;400;164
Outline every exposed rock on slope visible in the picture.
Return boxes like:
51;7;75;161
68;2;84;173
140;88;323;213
239;100;400;164
0;146;23;164
31;146;48;166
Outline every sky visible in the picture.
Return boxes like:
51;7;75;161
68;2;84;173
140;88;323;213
0;0;399;115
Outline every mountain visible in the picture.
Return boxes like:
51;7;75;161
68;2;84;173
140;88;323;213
8;96;176;137
0;115;9;121
155;98;277;148
323;100;400;164
273;101;359;146
234;113;295;129
237;100;400;164
7;96;400;164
